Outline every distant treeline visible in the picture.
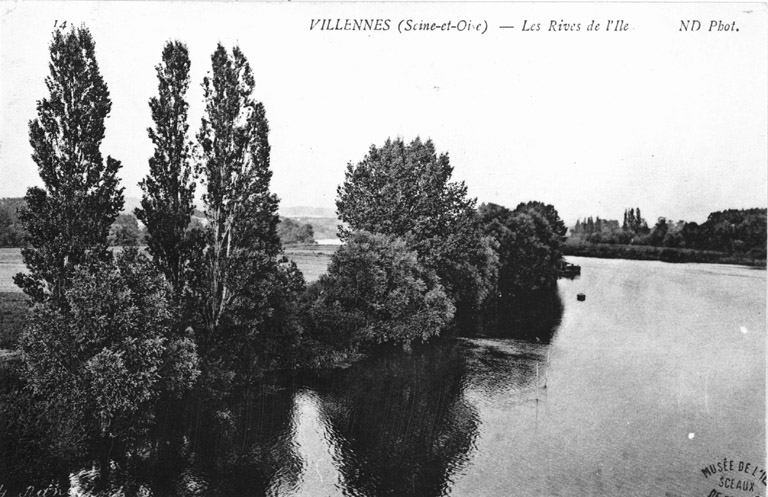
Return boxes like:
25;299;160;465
569;207;766;260
563;242;765;267
1;197;317;247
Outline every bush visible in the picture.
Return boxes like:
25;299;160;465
302;231;454;353
19;248;200;482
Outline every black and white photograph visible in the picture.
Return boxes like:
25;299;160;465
0;2;765;496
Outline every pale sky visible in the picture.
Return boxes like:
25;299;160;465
1;1;766;224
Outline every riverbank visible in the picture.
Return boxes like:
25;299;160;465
563;241;766;267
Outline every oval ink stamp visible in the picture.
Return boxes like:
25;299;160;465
701;459;766;497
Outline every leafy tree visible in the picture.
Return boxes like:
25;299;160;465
336;137;496;315
304;231;454;352
515;201;567;242
20;249;200;485
192;44;287;378
136;41;196;299
14;26;124;304
649;217;669;246
479;202;562;299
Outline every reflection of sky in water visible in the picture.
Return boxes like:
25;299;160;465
451;258;765;497
278;390;345;497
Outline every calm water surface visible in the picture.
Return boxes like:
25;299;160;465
71;257;767;496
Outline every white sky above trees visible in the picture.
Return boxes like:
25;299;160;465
1;1;766;225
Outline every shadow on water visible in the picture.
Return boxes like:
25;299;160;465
5;290;564;495
68;373;303;497
309;342;480;497
469;287;564;344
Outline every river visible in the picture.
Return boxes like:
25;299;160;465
60;257;768;495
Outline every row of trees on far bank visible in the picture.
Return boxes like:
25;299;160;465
570;207;767;258
2;25;566;491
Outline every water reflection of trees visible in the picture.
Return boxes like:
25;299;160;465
177;380;302;496
475;287;564;343
458;338;550;399
174;378;302;496
67;376;303;497
313;343;479;497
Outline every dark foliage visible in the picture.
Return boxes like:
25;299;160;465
569;207;766;261
313;341;478;497
19;248;199;485
136;41;197;300
14;26;124;304
301;231;454;356
336;137;497;317
479;202;564;300
191;43;303;387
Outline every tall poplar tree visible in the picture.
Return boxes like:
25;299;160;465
14;26;124;304
194;44;282;367
136;41;196;300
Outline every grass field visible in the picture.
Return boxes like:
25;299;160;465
284;244;337;283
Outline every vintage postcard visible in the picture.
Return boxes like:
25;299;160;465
0;1;765;496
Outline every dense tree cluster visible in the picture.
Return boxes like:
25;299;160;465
310;137;565;352
3;26;304;490
682;209;767;256
302;231;454;353
336;137;497;318
569;207;766;258
21;249;199;481
479;202;564;300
